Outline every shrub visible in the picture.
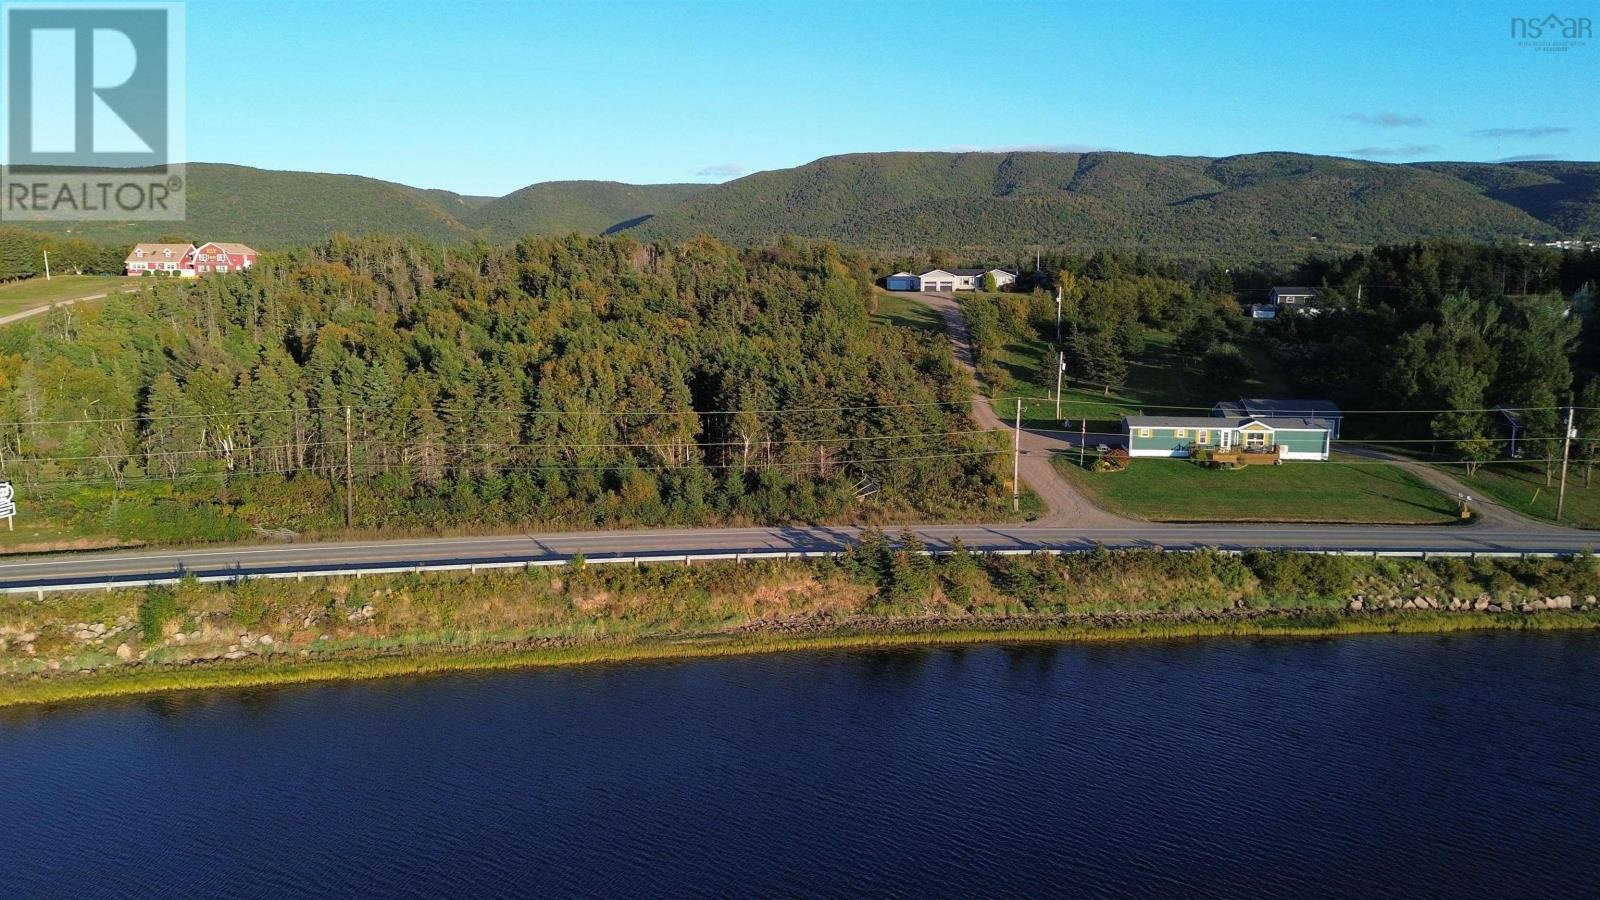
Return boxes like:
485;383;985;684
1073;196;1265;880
137;588;180;641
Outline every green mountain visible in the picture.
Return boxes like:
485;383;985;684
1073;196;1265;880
462;181;708;241
629;151;1598;257
14;152;1599;257
19;165;703;249
29;163;481;247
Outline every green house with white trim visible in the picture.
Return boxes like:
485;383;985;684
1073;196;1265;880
1122;414;1332;461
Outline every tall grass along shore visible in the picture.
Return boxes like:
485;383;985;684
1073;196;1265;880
3;536;1598;708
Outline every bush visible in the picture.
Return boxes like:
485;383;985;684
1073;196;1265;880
1202;343;1252;390
137;588;180;641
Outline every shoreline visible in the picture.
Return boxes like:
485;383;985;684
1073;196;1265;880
5;609;1598;710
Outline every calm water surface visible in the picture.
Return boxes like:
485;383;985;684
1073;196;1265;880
3;632;1599;898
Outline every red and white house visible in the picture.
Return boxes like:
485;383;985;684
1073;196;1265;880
124;241;259;277
124;243;197;277
193;242;259;275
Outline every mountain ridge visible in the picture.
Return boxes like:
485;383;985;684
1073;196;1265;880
13;151;1598;258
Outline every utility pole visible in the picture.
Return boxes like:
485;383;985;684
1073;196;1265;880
1557;403;1574;522
1012;397;1021;512
1055;350;1064;420
344;405;354;529
42;250;50;281
1055;288;1063;343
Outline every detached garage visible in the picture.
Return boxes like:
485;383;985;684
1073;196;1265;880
885;271;920;291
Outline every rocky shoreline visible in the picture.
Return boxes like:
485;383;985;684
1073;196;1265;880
1348;593;1595;613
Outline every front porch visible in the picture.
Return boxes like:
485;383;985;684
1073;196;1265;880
1191;444;1285;468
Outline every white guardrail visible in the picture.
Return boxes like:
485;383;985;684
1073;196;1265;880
0;546;1582;598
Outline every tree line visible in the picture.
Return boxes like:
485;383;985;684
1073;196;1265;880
0;234;1009;533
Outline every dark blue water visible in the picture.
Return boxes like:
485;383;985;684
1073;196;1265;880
4;633;1599;898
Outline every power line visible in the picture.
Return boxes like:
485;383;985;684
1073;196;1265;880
5;448;1011;489
0;397;986;430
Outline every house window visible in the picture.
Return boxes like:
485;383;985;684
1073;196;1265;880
1245;431;1267;449
1137;428;1152;438
1174;429;1187;438
1197;430;1210;444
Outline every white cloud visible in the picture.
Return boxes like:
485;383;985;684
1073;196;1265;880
1470;126;1570;139
694;163;745;177
1345;112;1427;128
1348;143;1439;157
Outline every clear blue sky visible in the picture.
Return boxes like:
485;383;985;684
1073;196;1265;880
185;0;1599;195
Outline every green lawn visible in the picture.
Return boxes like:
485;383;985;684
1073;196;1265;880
0;275;137;317
1055;454;1461;524
1453;460;1600;530
989;329;1294;433
869;288;945;335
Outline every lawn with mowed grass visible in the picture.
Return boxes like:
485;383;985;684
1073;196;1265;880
869;288;945;335
967;316;1293;434
0;274;138;317
1054;454;1461;524
1454;461;1600;530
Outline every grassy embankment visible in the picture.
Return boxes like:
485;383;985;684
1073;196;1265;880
3;546;1597;707
0;274;135;318
955;292;1290;433
1054;453;1460;524
1451;461;1600;530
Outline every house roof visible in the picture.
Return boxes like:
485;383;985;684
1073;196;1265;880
200;242;258;255
126;243;194;261
1271;286;1320;294
1123;414;1332;432
1493;404;1525;428
1216;398;1341;419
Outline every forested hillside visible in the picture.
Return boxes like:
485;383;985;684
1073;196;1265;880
9;152;1597;258
13;166;703;250
0;235;1007;541
464;181;708;241
634;151;1595;258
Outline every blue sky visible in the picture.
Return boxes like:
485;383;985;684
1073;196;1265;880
184;0;1599;195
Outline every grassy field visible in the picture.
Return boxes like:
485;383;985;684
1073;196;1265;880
869;288;945;334
1454;460;1600;530
0;274;136;318
976;325;1293;432
1055;454;1461;523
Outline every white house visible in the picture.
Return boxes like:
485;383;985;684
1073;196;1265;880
886;267;1017;292
125;243;197;277
1268;286;1321;312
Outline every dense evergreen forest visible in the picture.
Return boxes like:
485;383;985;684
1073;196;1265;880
0;235;1008;539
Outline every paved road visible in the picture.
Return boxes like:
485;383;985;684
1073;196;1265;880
0;522;1593;590
0;291;1587;591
